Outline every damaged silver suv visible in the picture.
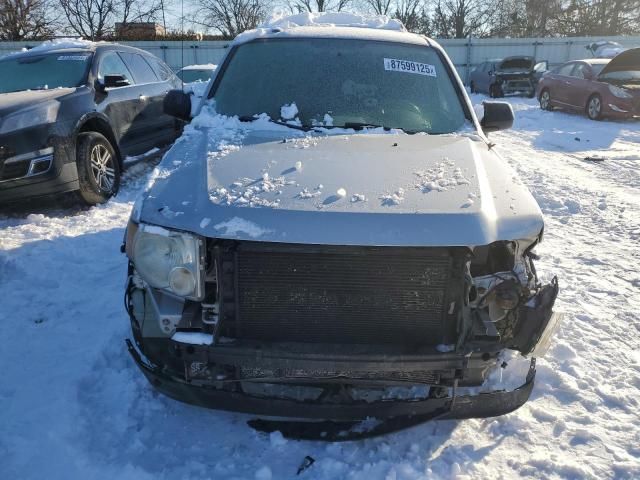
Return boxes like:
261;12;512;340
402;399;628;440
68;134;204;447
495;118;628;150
123;17;560;438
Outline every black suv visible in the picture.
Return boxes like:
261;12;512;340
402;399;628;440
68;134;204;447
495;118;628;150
0;42;181;205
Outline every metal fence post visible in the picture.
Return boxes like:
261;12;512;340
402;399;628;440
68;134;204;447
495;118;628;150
465;36;472;85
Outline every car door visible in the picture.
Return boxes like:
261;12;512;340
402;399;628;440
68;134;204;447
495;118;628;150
485;62;498;93
549;62;576;107
475;63;488;92
121;52;175;152
565;62;593;109
95;50;146;155
470;63;485;91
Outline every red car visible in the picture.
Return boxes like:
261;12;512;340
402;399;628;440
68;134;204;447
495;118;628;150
536;48;639;120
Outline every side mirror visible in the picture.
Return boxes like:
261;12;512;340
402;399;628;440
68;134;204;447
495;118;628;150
163;89;192;121
534;61;549;73
481;101;514;134
102;74;130;89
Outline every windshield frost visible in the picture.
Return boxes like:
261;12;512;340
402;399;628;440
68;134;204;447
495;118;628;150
211;39;467;134
0;53;92;93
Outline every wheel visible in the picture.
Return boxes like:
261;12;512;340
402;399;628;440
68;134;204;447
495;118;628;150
469;82;476;94
489;84;503;98
526;89;536;98
76;132;120;205
586;94;602;121
539;89;552;111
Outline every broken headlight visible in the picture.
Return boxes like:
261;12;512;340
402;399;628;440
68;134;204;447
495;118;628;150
131;223;204;300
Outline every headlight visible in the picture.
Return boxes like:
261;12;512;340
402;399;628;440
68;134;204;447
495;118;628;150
0;101;60;134
608;84;632;99
131;223;204;299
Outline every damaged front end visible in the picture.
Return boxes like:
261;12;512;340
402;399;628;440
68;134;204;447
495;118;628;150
123;222;560;438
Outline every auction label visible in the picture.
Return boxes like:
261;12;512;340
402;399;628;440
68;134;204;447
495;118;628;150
58;55;90;61
383;58;436;77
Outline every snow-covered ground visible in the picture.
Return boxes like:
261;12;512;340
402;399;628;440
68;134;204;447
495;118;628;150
1;96;639;479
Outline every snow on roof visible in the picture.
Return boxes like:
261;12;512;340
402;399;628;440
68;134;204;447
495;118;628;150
2;38;98;59
180;64;218;71
263;12;405;32
232;12;425;47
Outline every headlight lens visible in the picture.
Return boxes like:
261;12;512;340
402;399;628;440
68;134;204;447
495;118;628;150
608;84;632;99
0;101;60;134
132;224;203;299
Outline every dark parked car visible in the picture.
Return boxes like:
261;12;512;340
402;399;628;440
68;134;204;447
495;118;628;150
536;49;640;120
469;56;548;98
0;41;181;205
123;19;560;438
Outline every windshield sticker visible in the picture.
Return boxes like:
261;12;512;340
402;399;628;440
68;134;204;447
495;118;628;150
384;58;436;77
57;55;89;61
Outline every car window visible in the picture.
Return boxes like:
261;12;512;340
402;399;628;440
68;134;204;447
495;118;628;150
557;63;575;76
212;38;468;135
148;57;175;82
98;52;133;83
178;69;213;83
119;52;159;84
572;63;589;79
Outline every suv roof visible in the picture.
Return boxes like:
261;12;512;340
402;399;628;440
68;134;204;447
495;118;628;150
232;13;436;48
1;40;150;60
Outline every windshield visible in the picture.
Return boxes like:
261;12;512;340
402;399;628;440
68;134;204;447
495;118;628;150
211;38;468;134
179;69;213;83
0;52;92;93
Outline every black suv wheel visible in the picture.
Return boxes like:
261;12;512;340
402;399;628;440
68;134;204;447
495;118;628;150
76;132;121;205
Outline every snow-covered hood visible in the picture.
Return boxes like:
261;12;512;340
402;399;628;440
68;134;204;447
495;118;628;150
138;128;544;247
0;88;75;118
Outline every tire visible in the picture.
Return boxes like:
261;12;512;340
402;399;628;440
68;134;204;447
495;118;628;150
539;89;553;111
489;84;503;98
469;82;476;94
586;94;603;121
76;132;120;205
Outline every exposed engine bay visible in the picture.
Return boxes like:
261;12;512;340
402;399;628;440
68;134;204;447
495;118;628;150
124;233;560;437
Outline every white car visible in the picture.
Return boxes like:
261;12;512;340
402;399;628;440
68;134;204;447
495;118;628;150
176;64;217;84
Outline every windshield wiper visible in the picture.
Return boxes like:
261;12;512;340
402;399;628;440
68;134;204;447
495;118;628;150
341;122;389;130
237;115;314;132
325;122;422;134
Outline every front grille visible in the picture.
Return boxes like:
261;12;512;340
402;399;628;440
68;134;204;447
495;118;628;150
239;366;441;383
217;242;467;346
506;80;532;89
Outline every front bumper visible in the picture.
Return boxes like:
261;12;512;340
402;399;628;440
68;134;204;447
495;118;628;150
128;339;536;438
0;124;79;203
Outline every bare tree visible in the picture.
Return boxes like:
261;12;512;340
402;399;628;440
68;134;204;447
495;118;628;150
362;0;393;15
432;0;495;38
59;0;115;39
0;0;56;40
287;0;351;13
196;0;268;39
393;0;430;33
119;0;164;25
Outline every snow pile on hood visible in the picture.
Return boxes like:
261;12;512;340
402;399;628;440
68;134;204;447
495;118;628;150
263;11;406;31
2;37;97;58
